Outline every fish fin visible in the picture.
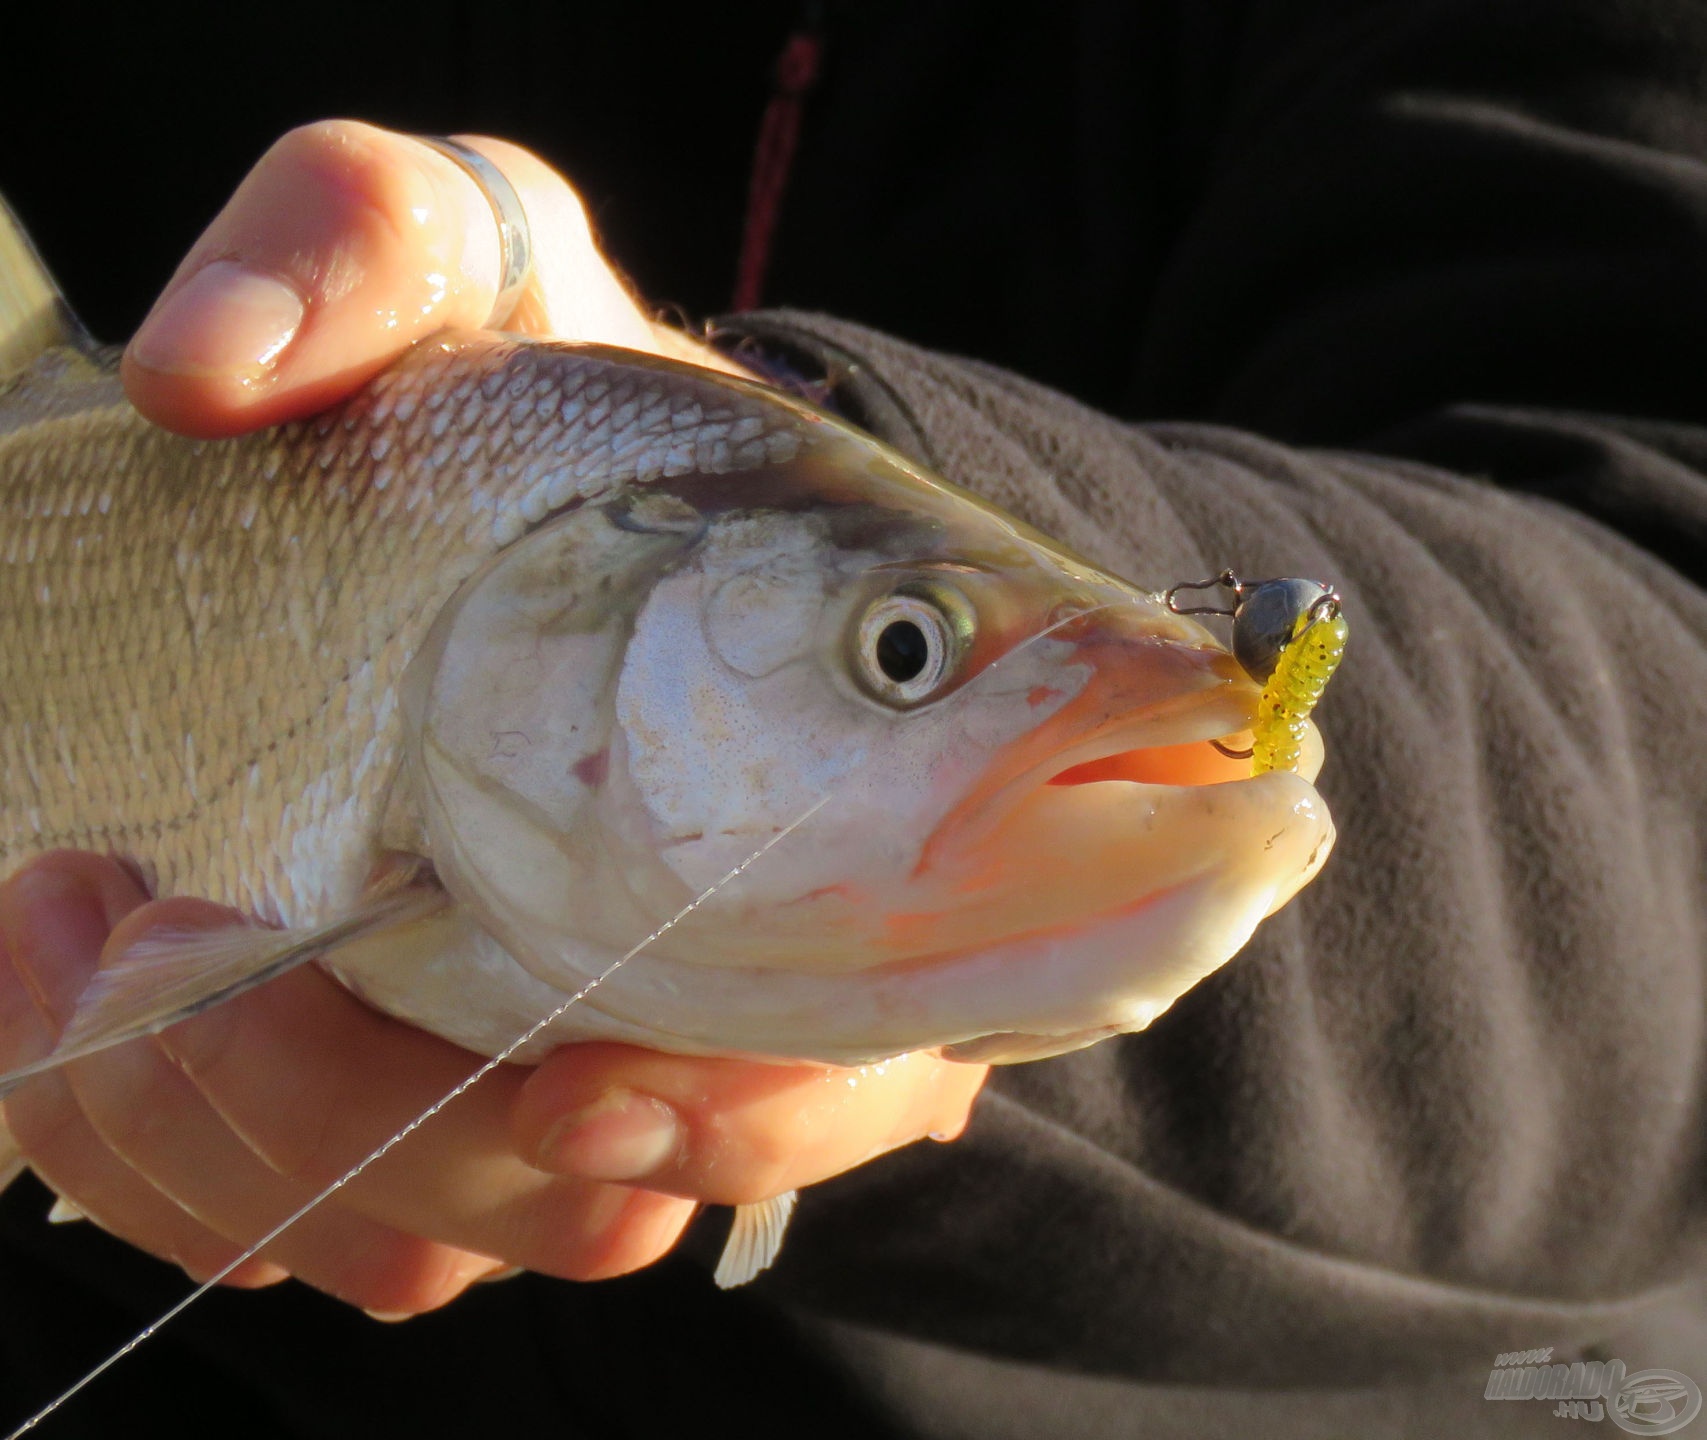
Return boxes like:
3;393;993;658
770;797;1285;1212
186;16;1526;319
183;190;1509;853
0;1116;25;1193
0;192;92;378
0;881;449;1099
46;1195;84;1224
713;1190;797;1289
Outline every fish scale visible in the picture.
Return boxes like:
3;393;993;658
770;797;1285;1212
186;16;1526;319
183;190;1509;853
0;195;1350;1334
0;336;804;927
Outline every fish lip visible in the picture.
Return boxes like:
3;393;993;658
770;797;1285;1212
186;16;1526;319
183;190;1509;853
901;642;1332;965
983;682;1261;819
1037;711;1249;786
909;667;1269;885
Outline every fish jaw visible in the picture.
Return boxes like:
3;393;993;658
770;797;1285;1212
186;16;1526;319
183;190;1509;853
350;600;1337;1068
899;779;1327;1034
326;773;1331;1068
809;606;1339;1057
335;590;1337;1066
863;602;1286;957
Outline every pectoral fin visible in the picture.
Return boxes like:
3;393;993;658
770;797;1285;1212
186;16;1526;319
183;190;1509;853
712;1190;797;1289
0;880;449;1099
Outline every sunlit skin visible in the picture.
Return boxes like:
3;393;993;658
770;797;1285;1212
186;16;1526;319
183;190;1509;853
0;121;986;1316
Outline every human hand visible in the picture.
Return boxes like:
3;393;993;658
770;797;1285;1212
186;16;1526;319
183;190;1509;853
0;121;989;1315
120;120;747;436
1;852;984;1313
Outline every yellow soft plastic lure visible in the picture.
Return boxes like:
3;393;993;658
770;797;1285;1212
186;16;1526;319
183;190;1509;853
1164;570;1348;775
1249;599;1348;773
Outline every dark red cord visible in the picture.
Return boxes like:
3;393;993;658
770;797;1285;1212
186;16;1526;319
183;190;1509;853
732;29;822;313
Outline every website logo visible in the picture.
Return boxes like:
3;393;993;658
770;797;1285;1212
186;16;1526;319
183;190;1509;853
1483;1350;1700;1433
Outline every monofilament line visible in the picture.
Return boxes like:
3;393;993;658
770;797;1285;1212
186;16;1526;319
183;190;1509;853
5;795;831;1439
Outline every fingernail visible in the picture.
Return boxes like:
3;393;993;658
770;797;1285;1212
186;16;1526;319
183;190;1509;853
129;261;305;379
363;1310;414;1324
533;1088;683;1183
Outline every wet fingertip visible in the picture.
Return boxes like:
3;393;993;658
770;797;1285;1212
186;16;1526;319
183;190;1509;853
128;261;306;383
45;1194;85;1224
438;1249;517;1298
924;1072;986;1145
474;1264;525;1285
383;1256;512;1321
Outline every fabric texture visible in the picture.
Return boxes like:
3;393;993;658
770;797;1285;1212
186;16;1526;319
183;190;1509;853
722;307;1707;1383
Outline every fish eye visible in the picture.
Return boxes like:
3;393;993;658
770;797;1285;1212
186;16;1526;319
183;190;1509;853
852;586;972;708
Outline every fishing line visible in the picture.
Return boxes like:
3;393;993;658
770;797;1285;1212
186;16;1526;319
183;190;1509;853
13;596;1173;1436
4;794;831;1440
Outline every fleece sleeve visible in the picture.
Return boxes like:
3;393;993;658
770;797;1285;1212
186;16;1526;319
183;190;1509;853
717;1;1707;1388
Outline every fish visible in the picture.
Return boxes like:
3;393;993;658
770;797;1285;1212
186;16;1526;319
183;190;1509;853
0;195;1337;1291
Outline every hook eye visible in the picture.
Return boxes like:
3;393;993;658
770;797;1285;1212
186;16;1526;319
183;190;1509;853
1163;569;1240;617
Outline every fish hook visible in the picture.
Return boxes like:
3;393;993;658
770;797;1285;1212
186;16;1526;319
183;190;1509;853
1162;569;1242;617
1165;567;1348;765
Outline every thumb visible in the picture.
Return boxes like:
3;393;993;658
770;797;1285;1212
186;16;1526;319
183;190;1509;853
120;121;692;438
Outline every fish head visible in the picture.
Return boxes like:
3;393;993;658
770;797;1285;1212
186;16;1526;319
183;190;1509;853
392;364;1335;1064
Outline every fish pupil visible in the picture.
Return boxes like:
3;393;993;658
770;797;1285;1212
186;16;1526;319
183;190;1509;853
876;620;930;681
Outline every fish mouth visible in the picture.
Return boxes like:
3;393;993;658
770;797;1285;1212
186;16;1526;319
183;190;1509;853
878;631;1337;1052
1044;719;1322;789
961;696;1334;935
907;675;1333;938
912;628;1322;888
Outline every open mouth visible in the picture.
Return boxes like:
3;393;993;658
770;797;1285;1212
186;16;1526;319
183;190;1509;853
1045;719;1324;789
891;664;1333;968
1049;734;1254;788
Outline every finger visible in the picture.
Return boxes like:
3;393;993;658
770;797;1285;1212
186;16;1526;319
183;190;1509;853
121;121;740;438
0;851;152;1048
0;856;282;1287
5;1065;287;1289
138;912;695;1283
447;136;666;352
512;1045;991;1206
124;120;547;435
465;136;748;373
4;876;521;1311
62;1008;496;1315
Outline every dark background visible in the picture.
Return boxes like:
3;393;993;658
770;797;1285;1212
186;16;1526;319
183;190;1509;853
1;4;785;334
0;0;1179;415
8;3;1707;1435
0;9;1173;1430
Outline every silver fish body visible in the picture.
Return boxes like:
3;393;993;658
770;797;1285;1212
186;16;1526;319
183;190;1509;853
1;335;807;929
0;189;1342;1305
1;330;1334;1071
